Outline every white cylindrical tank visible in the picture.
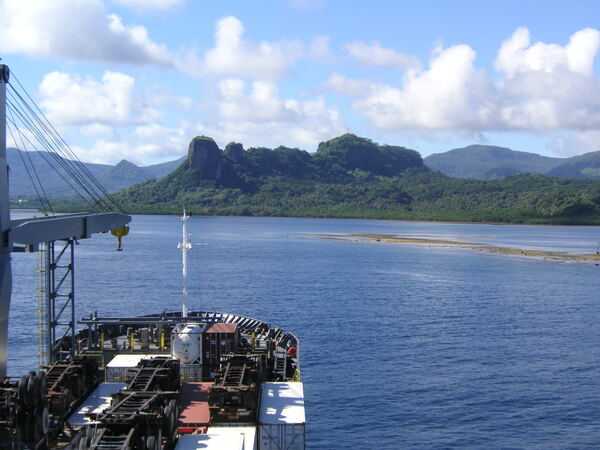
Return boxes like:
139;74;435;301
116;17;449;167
171;323;204;364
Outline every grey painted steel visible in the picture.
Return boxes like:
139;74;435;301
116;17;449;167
11;212;130;246
46;240;76;363
0;65;11;378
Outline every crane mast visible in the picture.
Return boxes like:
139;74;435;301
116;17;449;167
0;65;11;378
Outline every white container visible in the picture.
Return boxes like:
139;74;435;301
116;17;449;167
258;382;305;450
105;353;166;382
67;382;125;427
175;426;257;450
172;323;204;365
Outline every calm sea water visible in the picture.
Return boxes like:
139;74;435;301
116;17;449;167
7;213;600;449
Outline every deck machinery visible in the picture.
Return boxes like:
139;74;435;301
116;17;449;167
0;64;305;450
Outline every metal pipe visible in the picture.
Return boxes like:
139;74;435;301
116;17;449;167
70;239;75;358
47;241;53;362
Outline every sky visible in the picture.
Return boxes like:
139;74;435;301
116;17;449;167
1;0;600;165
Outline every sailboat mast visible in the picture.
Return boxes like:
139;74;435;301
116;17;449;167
178;209;192;318
0;64;11;378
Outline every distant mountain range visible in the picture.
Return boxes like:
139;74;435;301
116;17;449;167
7;148;182;198
8;141;600;202
424;145;600;180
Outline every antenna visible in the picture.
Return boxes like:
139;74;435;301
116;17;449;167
178;208;192;318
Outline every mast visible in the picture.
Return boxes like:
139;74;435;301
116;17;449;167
178;209;192;318
0;64;10;378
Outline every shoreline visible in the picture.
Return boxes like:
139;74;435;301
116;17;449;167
16;207;600;227
317;233;600;264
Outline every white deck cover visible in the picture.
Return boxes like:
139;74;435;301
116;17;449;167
175;427;257;450
67;382;125;427
259;382;305;425
106;354;166;368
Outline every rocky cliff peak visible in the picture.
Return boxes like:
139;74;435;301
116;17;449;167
224;142;245;163
187;136;223;179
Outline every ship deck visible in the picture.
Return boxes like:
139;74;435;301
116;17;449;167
0;311;304;450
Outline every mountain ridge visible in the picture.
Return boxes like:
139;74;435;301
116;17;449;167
9;137;600;204
108;135;600;225
7;148;183;198
424;144;600;180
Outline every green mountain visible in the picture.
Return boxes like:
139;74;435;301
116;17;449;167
113;135;600;224
424;145;562;179
425;144;600;180
7;148;182;198
547;151;600;179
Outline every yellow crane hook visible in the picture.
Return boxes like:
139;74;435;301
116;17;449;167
111;225;129;251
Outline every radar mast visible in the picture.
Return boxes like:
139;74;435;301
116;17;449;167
178;209;192;318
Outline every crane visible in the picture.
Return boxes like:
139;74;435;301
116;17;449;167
0;64;130;376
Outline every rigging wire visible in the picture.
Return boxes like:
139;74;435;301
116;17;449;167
5;109;97;211
6;106;54;213
6;117;52;213
9;74;124;212
6;89;111;209
6;96;108;210
4;70;126;213
11;75;123;205
7;85;112;207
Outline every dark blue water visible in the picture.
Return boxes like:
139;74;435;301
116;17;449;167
8;214;600;449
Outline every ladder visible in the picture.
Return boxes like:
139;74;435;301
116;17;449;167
88;427;135;450
274;348;287;380
222;359;246;387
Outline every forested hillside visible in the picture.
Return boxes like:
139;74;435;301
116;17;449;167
108;135;600;224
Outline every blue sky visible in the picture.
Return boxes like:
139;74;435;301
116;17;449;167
2;0;600;164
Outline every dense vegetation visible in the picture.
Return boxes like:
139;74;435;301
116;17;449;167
547;151;600;179
98;134;600;224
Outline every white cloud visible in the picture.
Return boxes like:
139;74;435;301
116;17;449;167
180;16;327;79
80;123;115;138
309;36;331;59
202;78;345;149
113;0;184;11
0;0;173;66
34;70;196;164
196;16;304;79
351;44;493;130
331;27;600;136
345;41;420;70
39;71;159;127
549;130;600;156
496;27;600;77
72;122;190;164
